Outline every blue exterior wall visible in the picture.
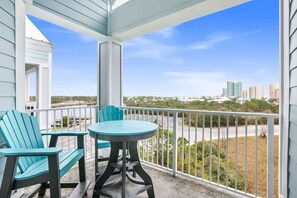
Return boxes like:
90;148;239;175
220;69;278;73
33;0;108;35
0;0;16;185
289;0;297;196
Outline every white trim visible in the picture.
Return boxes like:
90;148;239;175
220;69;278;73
26;3;108;41
279;0;290;197
15;0;26;111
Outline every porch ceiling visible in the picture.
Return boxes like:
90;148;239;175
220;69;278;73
26;0;250;42
110;0;250;41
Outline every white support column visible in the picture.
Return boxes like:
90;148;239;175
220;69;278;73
36;64;52;130
15;0;26;111
25;74;30;102
98;38;123;108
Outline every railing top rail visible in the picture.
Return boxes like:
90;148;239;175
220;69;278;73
123;106;279;118
25;105;100;112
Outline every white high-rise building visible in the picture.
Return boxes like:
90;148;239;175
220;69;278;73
227;81;242;98
249;86;264;99
269;82;280;100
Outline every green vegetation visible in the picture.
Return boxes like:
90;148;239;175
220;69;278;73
140;127;244;190
124;97;278;114
51;96;97;104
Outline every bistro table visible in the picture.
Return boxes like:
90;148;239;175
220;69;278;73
88;120;158;198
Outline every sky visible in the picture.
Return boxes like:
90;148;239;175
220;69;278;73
28;0;279;97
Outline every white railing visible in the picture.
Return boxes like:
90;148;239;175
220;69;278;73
27;105;278;198
26;105;99;160
124;106;279;198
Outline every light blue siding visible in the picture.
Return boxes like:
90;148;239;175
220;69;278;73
25;48;49;63
0;0;16;186
289;1;297;196
33;0;108;35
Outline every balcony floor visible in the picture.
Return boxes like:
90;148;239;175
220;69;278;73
25;159;242;198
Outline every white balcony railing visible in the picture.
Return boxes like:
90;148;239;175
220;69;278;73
26;105;278;198
26;105;100;160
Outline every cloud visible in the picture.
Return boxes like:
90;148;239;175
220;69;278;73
187;29;263;51
163;72;227;96
188;34;232;50
153;27;177;39
239;28;263;37
124;28;182;63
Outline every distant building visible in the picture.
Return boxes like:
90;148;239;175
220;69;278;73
222;88;227;96
269;82;280;100
208;96;232;103
236;97;250;104
249;86;264;99
242;90;248;98
227;81;242;98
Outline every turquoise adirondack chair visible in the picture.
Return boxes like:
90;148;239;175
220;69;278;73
95;105;124;177
0;110;90;198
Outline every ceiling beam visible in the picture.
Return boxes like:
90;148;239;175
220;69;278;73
110;0;250;41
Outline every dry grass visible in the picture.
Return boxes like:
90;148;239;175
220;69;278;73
220;136;279;197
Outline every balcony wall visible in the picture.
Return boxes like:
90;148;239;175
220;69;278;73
0;0;16;185
289;0;297;197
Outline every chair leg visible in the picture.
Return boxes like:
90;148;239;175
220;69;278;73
79;156;86;182
38;182;48;196
48;154;61;198
95;139;99;180
77;136;86;182
0;156;18;198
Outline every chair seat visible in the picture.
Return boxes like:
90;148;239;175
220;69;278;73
15;149;84;181
98;140;110;149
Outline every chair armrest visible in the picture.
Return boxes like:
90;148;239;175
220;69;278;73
0;148;62;157
41;131;88;136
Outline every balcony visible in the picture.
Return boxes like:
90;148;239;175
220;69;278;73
26;105;278;198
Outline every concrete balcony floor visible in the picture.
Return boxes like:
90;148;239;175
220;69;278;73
24;159;242;198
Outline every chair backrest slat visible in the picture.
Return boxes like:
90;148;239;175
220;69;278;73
0;110;45;172
99;105;124;122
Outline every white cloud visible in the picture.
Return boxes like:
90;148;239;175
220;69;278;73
124;34;181;62
153;27;177;39
188;34;231;50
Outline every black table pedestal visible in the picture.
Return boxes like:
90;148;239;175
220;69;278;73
92;141;155;198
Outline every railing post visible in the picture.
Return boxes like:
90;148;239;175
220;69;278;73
267;116;274;198
172;112;178;177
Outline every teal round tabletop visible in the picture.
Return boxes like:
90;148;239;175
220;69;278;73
88;120;159;142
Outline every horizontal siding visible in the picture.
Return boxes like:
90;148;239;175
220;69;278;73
0;0;15;188
290;87;297;105
33;0;108;35
289;139;297;164
291;67;297;87
0;37;15;57
0;67;15;83
289;172;297;197
290;105;297;124
0;21;15;43
290;30;297;53
0;53;15;69
0;97;15;112
290;122;297;141
0;7;14;30
25;48;49;63
291;9;297;36
290;48;297;69
0;82;15;97
291;0;297;19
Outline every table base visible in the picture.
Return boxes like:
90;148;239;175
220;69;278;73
92;141;155;198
